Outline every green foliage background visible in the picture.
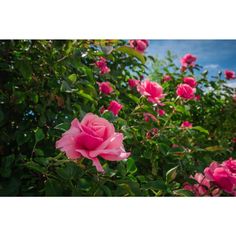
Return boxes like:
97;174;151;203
0;40;236;196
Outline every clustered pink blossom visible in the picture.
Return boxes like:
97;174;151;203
224;70;235;80
56;113;130;173
129;40;149;53
95;57;110;74
184;157;236;196
181;53;197;68
137;79;165;104
98;82;113;95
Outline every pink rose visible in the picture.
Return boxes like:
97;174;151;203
181;53;197;67
107;100;123;116
129;40;149;53
184;173;211;196
128;78;140;88
95;57;110;74
158;109;165;116
143;113;157;122
204;161;236;194
162;75;172;83
56;113;130;173
98;82;113;95
224;70;235;80
137;79;165;104
176;83;195;100
183;77;197;88
181;121;192;128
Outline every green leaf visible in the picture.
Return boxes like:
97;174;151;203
117;46;146;64
0;154;15;178
34;128;45;143
77;90;94;102
192;126;209;135
17;61;32;80
127;93;140;104
173;189;194;196
166;166;178;183
126;158;137;174
54;122;70;132
68;74;77;83
45;179;63;196
205;146;225;152
25;161;46;173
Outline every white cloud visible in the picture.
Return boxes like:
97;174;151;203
204;64;220;69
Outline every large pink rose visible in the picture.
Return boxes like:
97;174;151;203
176;83;195;100
137;79;165;104
56;113;130;173
181;53;197;67
98;82;113;95
224;70;235;80
204;161;236;194
129;40;149;53
183;77;197;88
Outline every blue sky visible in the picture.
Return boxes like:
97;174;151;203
147;40;236;87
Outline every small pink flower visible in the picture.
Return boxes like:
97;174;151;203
143;113;157;122
158;109;165;116
183;77;197;88
180;66;187;72
194;94;201;101
181;53;197;67
232;94;236;102
98;82;113;95
129;40;149;53
95;57;110;74
128;78;140;88
162;75;172;83
184;173;211;196
107;100;123;116
99;106;106;114
176;83;195;100
204;160;236;194
56;113;130;173
146;128;158;139
137;79;165;104
232;138;236;143
181;121;192;128
224;70;235;80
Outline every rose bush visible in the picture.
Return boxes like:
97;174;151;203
0;40;236;196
